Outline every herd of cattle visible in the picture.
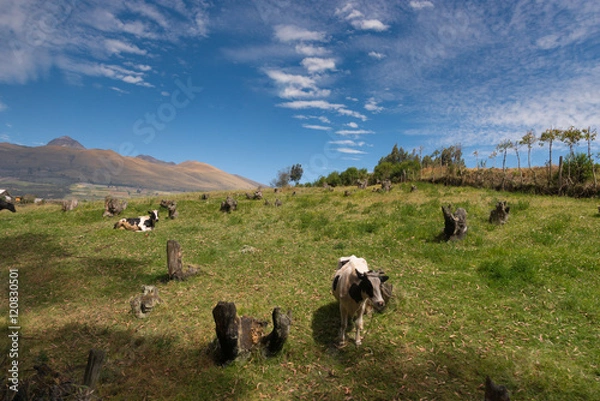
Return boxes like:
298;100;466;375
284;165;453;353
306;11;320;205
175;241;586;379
1;190;520;399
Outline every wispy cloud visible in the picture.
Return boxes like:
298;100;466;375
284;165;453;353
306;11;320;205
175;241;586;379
336;3;389;32
335;129;375;136
303;124;331;131
368;51;386;60
336;147;367;154
274;25;326;42
301;57;336;73
409;1;434;10
278;100;367;121
365;98;384;113
265;69;330;98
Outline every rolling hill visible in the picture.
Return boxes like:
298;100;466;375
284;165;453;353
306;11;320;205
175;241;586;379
0;137;261;198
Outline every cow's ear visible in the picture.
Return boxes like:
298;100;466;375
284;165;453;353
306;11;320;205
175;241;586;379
380;275;389;283
355;269;365;279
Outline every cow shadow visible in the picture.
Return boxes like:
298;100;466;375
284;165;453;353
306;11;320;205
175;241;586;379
311;302;340;346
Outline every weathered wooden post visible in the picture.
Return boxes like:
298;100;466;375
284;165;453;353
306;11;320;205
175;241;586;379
83;349;106;389
167;240;199;281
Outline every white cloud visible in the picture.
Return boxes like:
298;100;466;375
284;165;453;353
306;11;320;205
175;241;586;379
278;100;367;121
301;57;336;73
346;122;358;128
295;44;328;56
336;147;367;154
0;100;6;112
368;51;386;60
265;69;330;98
110;86;129;94
329;139;366;147
161;91;170;97
337;4;389;32
337;108;368;121
365;98;384;113
274;25;326;42
409;1;434;10
279;100;345;110
303;124;331;131
105;39;147;56
335;129;375;135
350;19;389;32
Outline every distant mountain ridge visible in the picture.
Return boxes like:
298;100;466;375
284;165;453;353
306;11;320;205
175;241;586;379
0;136;261;198
46;136;86;149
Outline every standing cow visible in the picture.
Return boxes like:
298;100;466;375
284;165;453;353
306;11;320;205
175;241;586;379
332;255;389;346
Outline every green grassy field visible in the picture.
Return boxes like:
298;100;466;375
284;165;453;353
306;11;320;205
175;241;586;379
2;183;599;400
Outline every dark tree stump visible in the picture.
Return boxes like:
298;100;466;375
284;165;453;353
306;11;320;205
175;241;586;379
167;240;198;281
489;201;510;225
213;301;241;363
83;349;106;389
212;302;291;364
484;376;510;401
261;307;292;356
442;204;468;241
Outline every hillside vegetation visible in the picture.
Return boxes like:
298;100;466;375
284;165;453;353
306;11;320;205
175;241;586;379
1;184;599;400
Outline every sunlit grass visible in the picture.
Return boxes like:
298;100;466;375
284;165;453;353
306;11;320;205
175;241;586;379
1;184;599;400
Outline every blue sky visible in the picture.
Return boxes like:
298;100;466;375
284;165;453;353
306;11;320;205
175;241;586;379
1;0;599;185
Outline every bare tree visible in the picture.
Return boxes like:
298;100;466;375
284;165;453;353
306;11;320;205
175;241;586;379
582;126;598;188
560;126;582;183
519;130;537;184
540;127;561;185
496;139;512;190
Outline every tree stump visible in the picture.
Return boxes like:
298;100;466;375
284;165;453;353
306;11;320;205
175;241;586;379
167;240;199;281
220;196;237;212
212;302;292;364
103;196;127;217
61;199;78;212
130;285;162;318
484;376;510;401
261;307;293;356
442;204;468;241
489;201;510;225
83;349;106;389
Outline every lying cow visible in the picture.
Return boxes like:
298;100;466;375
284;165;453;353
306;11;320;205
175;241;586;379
332;255;389;346
0;198;16;212
114;210;159;232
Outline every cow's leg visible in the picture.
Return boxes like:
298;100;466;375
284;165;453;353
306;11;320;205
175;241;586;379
338;305;348;345
354;302;367;346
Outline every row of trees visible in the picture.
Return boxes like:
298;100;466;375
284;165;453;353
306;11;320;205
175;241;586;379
490;126;598;189
274;126;598;194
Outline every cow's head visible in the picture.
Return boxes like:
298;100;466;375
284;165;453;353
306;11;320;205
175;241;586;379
148;210;159;221
354;269;389;310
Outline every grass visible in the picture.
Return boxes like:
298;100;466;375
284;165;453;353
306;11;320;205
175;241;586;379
1;183;599;400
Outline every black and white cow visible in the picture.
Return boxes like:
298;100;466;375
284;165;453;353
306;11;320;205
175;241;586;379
0;198;16;212
114;210;159;232
332;255;389;346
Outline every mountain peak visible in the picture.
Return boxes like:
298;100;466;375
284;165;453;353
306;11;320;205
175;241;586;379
46;136;85;150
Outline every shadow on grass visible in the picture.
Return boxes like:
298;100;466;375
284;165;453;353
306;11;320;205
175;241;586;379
1;232;160;312
10;321;249;401
311;302;339;347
